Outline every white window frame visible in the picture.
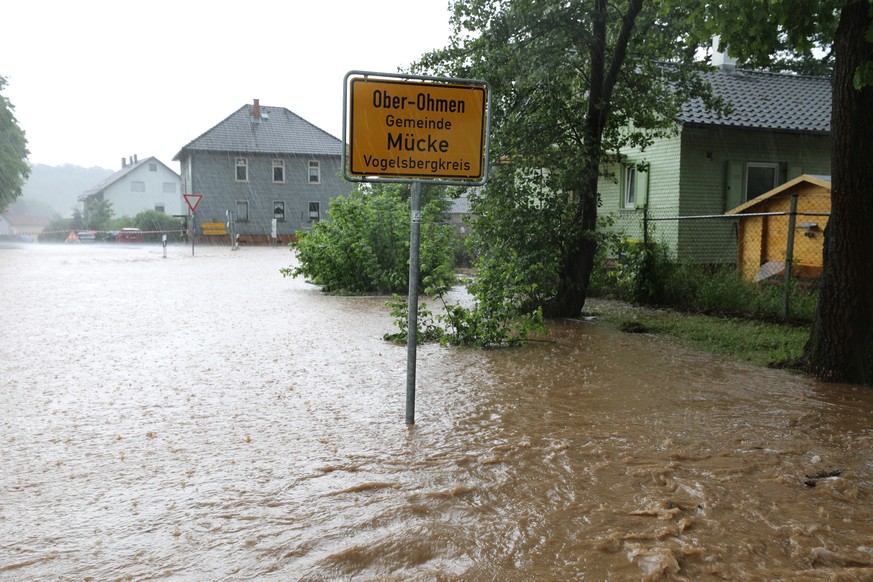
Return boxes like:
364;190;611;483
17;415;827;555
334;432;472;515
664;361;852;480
623;166;636;209
308;201;321;222
745;162;779;201
162;182;176;194
308;160;321;184
273;200;285;221
148;162;157;172
235;158;248;182
131;181;146;193
236;200;249;222
272;159;285;183
154;204;165;213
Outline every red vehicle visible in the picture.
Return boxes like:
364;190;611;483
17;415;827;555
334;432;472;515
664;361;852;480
117;228;143;243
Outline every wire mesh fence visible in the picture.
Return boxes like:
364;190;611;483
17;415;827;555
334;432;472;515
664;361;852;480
602;192;830;320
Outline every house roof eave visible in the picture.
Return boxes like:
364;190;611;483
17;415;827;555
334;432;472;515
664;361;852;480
680;121;831;137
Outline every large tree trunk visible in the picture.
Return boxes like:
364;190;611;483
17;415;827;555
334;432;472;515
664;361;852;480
544;0;609;319
545;181;599;318
803;1;873;385
542;0;642;319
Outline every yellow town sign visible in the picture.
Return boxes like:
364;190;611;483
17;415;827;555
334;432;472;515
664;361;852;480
346;74;488;182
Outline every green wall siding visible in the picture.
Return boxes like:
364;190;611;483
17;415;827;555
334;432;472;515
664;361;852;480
599;125;830;263
677;126;830;263
600;130;683;254
679;126;830;215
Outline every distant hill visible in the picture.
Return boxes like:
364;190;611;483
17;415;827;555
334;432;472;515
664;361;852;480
19;163;114;217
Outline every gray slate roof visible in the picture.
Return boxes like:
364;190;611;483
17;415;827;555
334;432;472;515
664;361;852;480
678;67;831;133
174;104;342;160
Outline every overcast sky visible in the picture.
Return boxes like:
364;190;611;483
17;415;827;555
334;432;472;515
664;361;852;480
1;0;455;171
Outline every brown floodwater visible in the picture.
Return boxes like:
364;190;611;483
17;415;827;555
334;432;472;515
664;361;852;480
1;242;872;581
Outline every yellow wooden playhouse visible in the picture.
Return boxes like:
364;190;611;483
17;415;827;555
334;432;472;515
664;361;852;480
725;174;831;282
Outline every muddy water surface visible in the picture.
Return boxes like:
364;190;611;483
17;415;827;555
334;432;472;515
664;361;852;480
2;243;872;580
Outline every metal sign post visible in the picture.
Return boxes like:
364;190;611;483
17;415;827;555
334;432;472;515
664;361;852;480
405;182;422;424
183;194;203;256
343;71;491;424
226;210;237;251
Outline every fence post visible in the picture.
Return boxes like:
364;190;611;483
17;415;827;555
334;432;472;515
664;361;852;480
781;194;799;321
643;204;649;246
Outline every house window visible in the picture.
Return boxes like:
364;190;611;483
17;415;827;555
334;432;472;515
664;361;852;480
273;160;285;183
274;201;285;221
308;161;320;184
162;182;176;193
237;200;249;222
308;202;321;222
235;158;248;182
155;204;165;213
746;162;779;201
149;162;157;172
131;181;145;192
623;166;636;209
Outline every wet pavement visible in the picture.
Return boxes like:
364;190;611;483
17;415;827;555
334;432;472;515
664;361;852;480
2;243;873;580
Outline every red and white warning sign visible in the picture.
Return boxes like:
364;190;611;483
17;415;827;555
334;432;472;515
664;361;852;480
184;193;203;213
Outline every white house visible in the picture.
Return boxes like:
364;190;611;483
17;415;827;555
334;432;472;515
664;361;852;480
80;155;182;218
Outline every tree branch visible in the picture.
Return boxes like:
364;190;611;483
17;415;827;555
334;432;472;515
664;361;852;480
599;0;644;130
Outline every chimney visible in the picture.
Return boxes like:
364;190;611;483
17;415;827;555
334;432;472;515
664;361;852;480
712;35;737;69
252;99;261;120
133;154;138;163
121;157;127;168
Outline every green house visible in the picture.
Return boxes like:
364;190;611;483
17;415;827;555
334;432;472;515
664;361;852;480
599;65;831;262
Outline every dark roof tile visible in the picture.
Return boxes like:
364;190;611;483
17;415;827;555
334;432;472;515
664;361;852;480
678;68;831;133
174;104;342;160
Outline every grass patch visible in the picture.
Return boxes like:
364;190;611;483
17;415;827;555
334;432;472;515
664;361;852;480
586;298;810;368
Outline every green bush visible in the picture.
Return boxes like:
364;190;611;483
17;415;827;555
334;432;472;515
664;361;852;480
132;210;185;243
39;216;74;242
383;295;445;344
40;209;183;243
602;239;675;304
283;184;456;295
591;238;818;322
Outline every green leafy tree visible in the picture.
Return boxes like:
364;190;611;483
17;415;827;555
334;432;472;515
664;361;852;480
413;0;721;324
700;1;873;384
71;207;85;230
283;182;456;295
0;75;30;214
84;198;114;231
108;215;132;231
40;215;74;242
133;210;185;242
